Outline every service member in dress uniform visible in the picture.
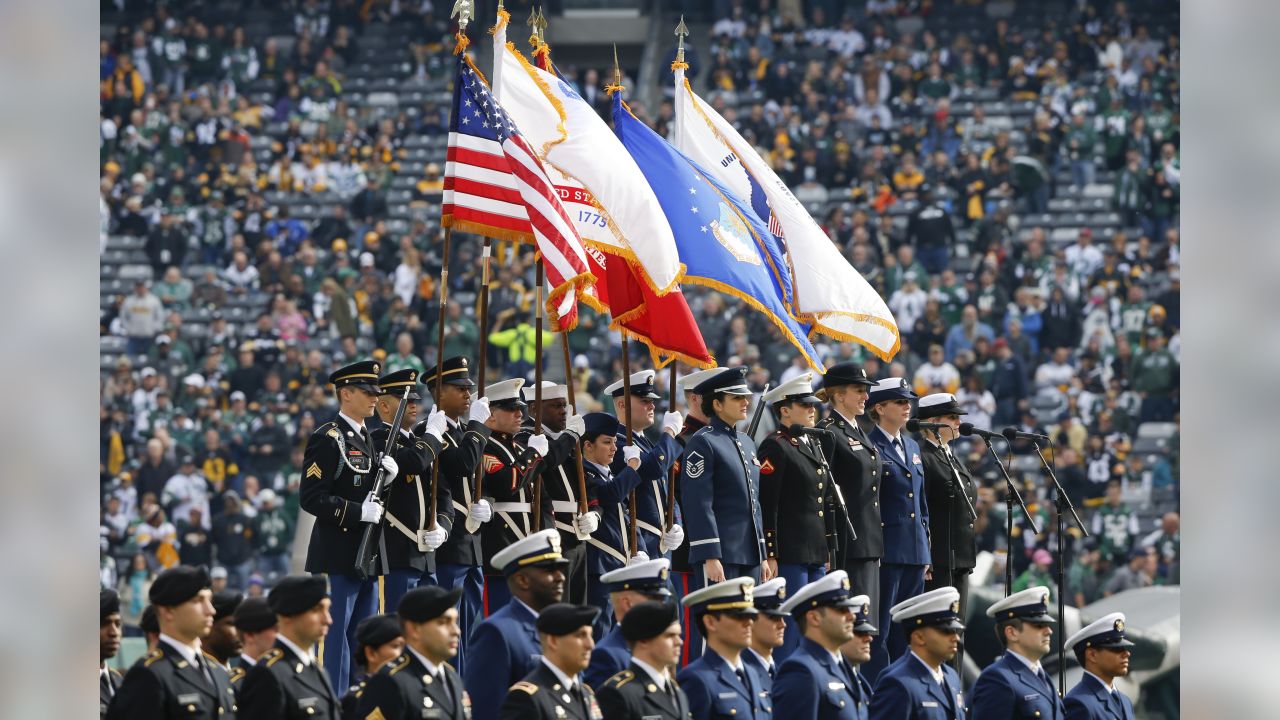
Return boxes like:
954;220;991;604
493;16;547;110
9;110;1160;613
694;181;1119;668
500;603;604;720
465;529;569;720
742;578;787;691
758;373;838;661
868;587;967;720
670;367;726;665
1063;613;1136;720
205;590;244;669
675;578;772;720
301;359;399;692
815;363;882;620
969;586;1065;720
773;572;873;720
141;603;161;651
914;394;979;611
417;356;494;677
583;559;673;689
229;598;277;688
478;378;554;614
607;370;686;563
107;566;238;720
370;368;450;614
238;575;340;720
100;589;124;718
577;412;644;637
680;367;770;587
596;600;692;720
863;378;932;681
518;381;592;606
340;614;404;718
358;586;472;720
837;598;877;710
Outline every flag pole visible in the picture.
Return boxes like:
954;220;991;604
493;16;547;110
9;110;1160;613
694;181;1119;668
621;337;638;558
561;335;588;516
428;227;452;532
665;360;679;531
469;236;492;529
532;260;545;531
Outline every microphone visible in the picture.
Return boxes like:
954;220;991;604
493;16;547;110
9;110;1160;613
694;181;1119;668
789;424;831;438
1001;427;1051;443
905;419;947;433
958;422;1002;441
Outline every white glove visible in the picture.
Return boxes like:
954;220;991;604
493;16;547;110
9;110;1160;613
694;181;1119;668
360;493;384;524
423;409;449;442
623;445;642;466
661;411;683;436
420;525;448;551
468;499;493;524
468;397;491;424
527;434;549;457
572;511;600;540
627;551;650;566
662;523;685;552
379;455;399;482
564;413;586;439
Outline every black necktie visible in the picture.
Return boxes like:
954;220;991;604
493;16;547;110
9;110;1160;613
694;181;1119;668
735;666;752;697
196;655;215;688
101;670;114;698
768;663;776;681
839;660;858;701
1037;667;1054;695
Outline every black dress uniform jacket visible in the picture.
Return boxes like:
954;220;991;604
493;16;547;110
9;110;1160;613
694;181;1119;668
106;640;237;719
516;422;584;551
817;412;883;562
301;415;384;574
758;427;839;565
340;674;367;719
479;430;554;560
918;439;978;571
370;423;449;574
596;662;693;720
100;665;122;718
358;650;471;720
424;418;492;567
498;661;603;720
238;640;340;720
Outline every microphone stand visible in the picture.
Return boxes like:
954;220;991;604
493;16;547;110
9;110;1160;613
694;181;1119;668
929;427;976;675
977;436;1039;596
1030;440;1088;697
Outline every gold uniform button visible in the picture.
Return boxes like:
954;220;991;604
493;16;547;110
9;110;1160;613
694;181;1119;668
871;486;877;492
910;513;916;518
187;706;196;713
908;492;914;498
816;468;824;476
817;511;824;517
307;708;316;716
881;522;885;527
730;710;737;716
817;483;824;491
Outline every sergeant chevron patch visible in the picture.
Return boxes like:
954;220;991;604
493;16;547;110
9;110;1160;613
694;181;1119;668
759;459;775;475
482;455;505;474
685;451;705;478
306;463;322;479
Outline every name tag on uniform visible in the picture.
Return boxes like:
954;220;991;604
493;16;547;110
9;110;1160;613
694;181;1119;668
719;692;738;699
827;682;846;690
298;697;320;709
921;701;939;707
849;440;863;450
177;693;201;704
1023;693;1041;701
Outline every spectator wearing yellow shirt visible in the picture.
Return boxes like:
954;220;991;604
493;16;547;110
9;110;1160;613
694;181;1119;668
913;344;962;396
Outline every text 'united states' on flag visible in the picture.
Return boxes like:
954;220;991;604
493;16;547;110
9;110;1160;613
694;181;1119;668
442;56;595;331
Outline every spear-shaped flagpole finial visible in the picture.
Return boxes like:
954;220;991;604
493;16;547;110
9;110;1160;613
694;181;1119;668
612;44;622;88
675;15;689;64
535;7;549;41
450;0;474;32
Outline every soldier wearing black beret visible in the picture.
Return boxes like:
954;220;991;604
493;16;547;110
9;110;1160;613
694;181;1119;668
106;566;237;719
358;586;471;719
204;590;243;669
596;601;691;720
229;597;277;687
238;575;340;720
100;589;123;718
140;604;160;651
499;604;603;720
340;614;404;718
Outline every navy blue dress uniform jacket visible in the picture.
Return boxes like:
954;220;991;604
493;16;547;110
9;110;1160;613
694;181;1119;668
868;652;966;720
1064;673;1136;720
773;637;871;720
917;439;978;572
424;418;492;567
238;640;342;720
969;653;1065;720
611;431;682;560
741;649;775;695
758;427;839;565
817;412;883;563
479;430;553;561
358;649;470;720
866;427;931;566
583;625;630;690
463;598;541;720
583;459;645;574
669;415;707;574
596;661;693;720
680;417;766;568
676;649;772;720
106;642;238;719
300;416;386;574
369;424;449;574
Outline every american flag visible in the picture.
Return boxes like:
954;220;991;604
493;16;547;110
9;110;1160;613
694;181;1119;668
442;57;594;330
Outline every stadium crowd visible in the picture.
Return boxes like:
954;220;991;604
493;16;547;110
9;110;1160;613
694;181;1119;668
99;0;1179;639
